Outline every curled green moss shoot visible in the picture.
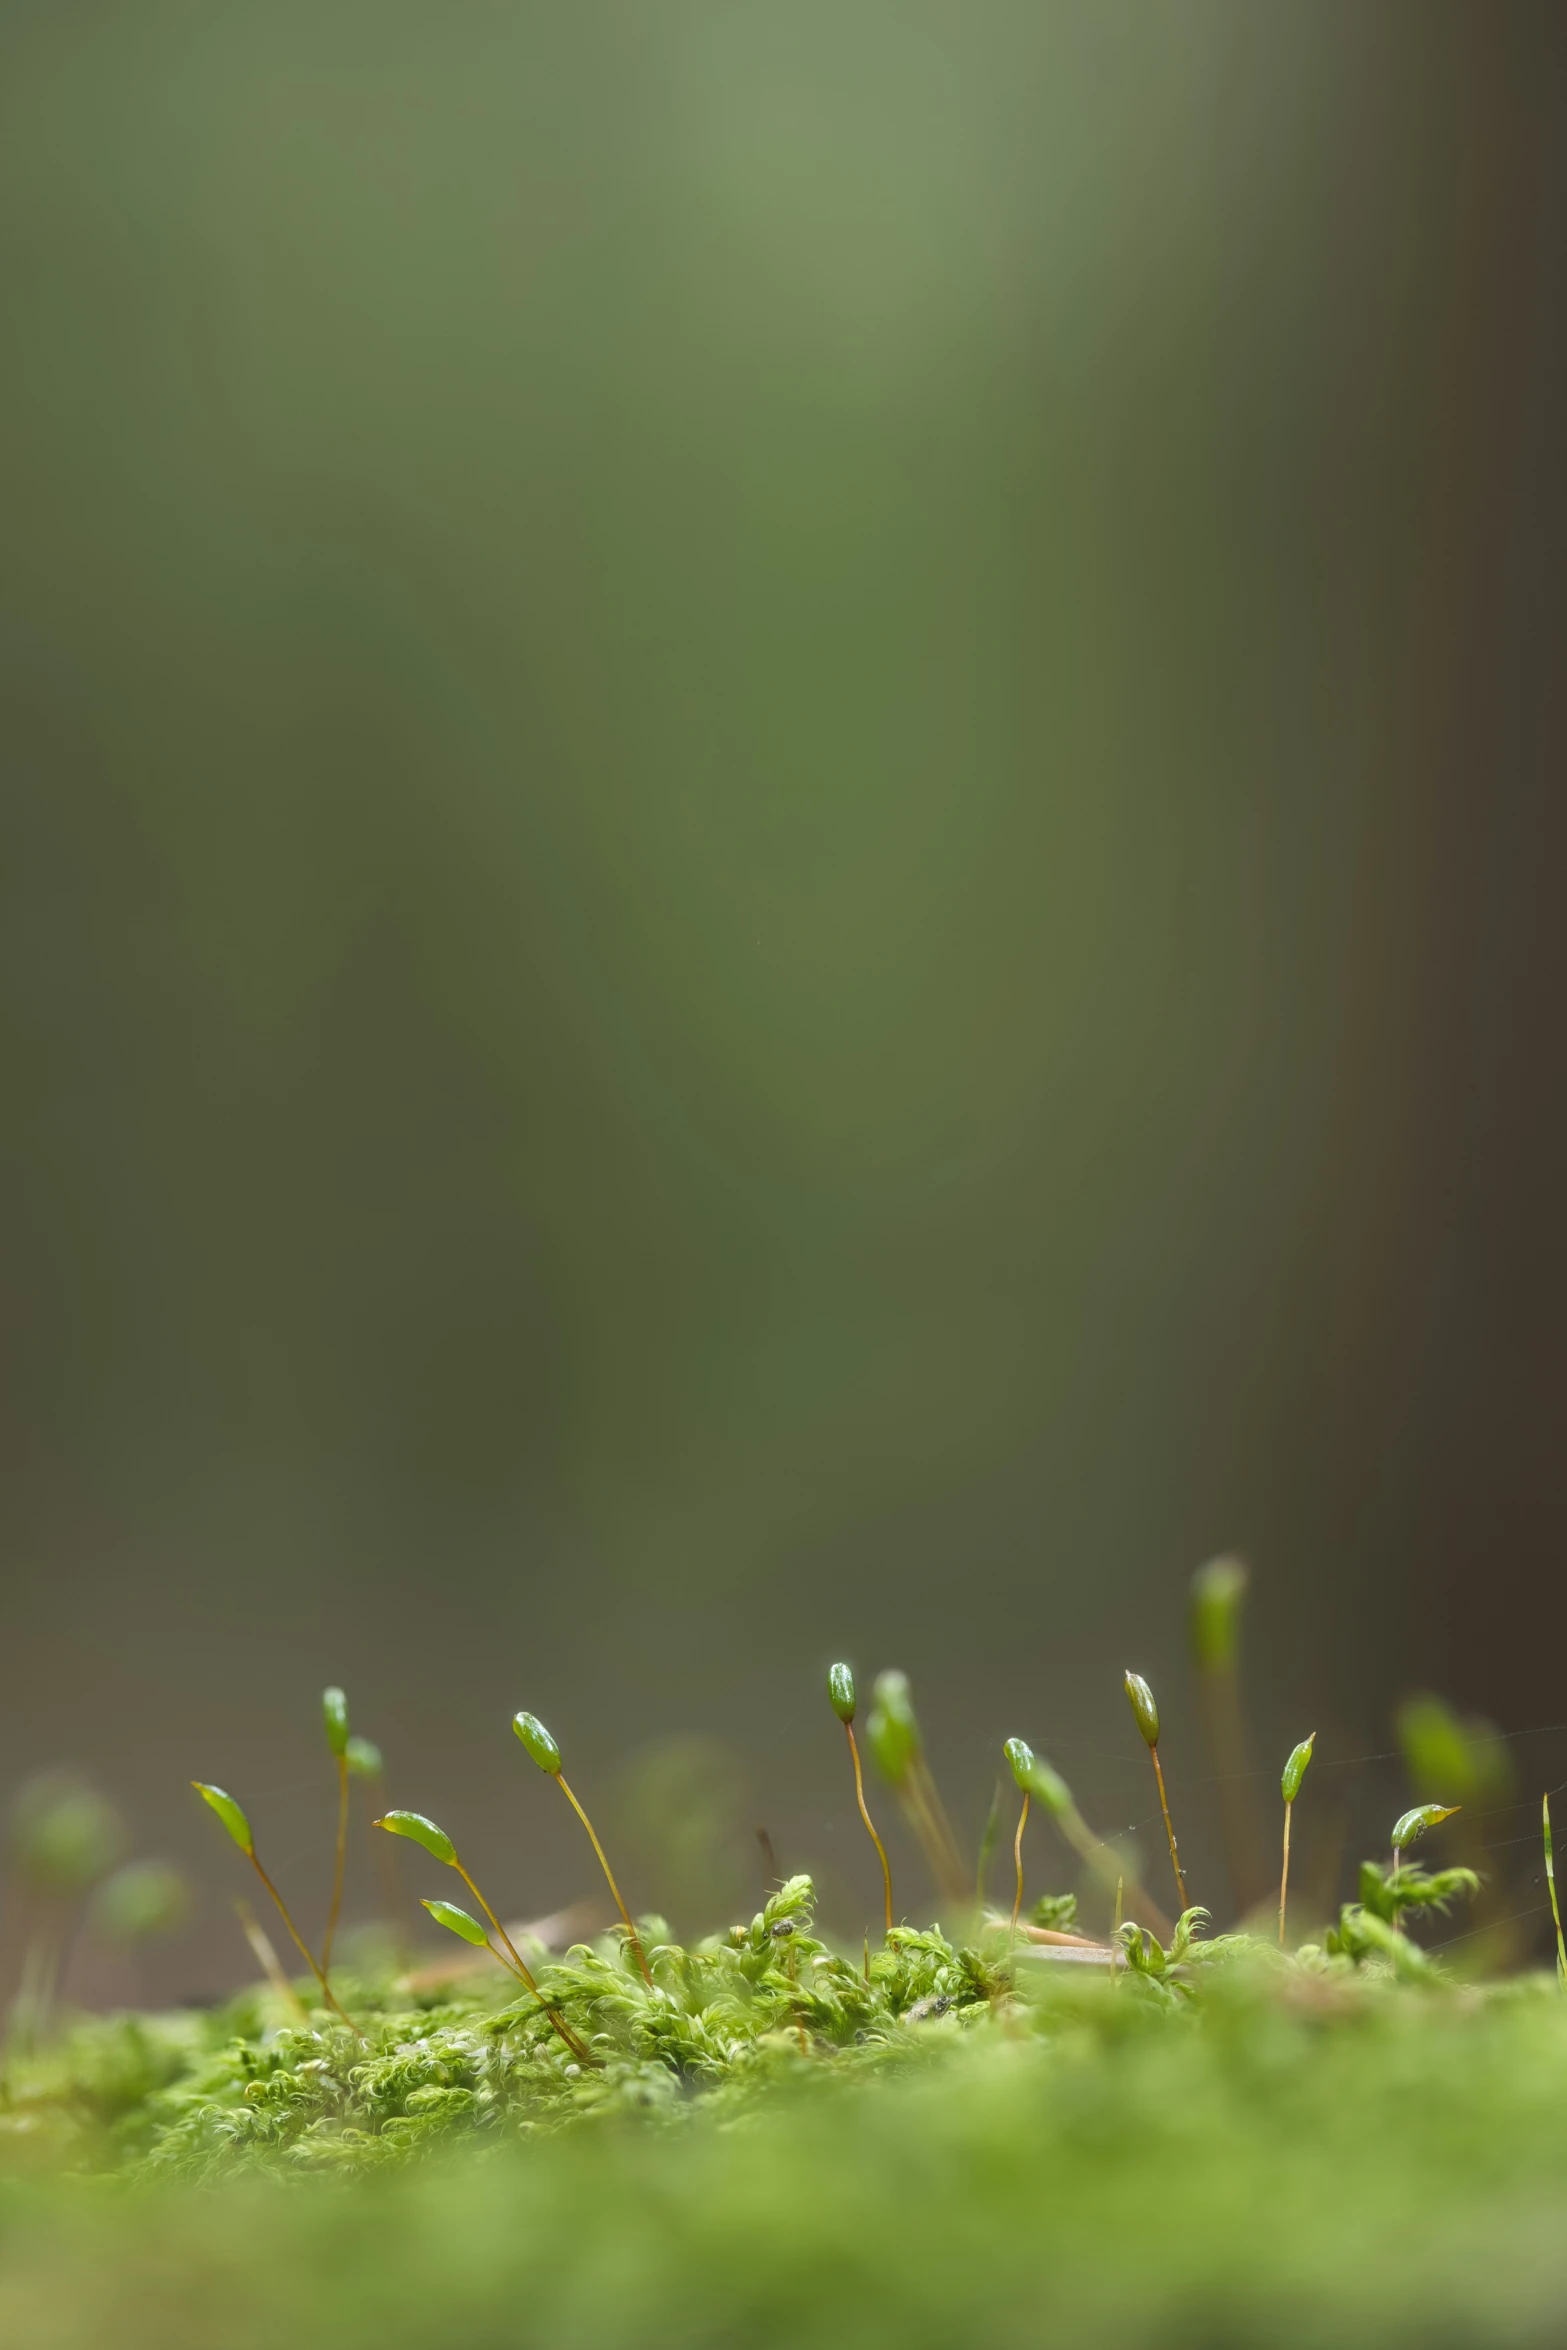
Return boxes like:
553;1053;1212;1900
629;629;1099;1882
1010;1790;1030;1945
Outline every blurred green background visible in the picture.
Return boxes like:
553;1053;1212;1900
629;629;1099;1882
2;2;1565;1992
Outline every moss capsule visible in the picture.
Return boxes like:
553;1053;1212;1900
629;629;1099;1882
1281;1734;1316;1806
1392;1802;1459;1853
322;1687;349;1758
1190;1555;1247;1672
866;1671;920;1786
191;1782;254;1856
1123;1672;1160;1749
421;1897;491;1947
375;1810;456;1866
513;1712;562;1775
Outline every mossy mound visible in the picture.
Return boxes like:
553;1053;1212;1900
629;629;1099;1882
2;1872;1566;2345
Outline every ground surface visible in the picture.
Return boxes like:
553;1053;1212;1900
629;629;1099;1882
1;1878;1565;2347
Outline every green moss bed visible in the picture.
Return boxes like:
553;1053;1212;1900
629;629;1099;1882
4;1870;1567;2348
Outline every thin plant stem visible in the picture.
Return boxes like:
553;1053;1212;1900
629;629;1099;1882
246;1851;361;2036
755;1826;779;1890
365;1773;409;1954
555;1775;654;1989
1009;1791;1030;1946
234;1898;308;2022
323;1753;349;1981
976;1780;1003;1913
450;1861;596;2067
895;1766;968;1917
1278;1800;1293;1948
1545;1795;1566;1990
1049;1804;1173;1941
1197;1654;1267;1914
1112;1875;1124;1982
1149;1744;1188;1911
845;1723;894;1933
912;1757;968;1910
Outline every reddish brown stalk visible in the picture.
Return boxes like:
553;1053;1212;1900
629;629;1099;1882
233;1898;308;2023
323;1752;350;1980
1010;1792;1031;1945
246;1851;362;2036
1148;1745;1189;1912
844;1722;894;1933
450;1861;596;2067
1278;1800;1295;1948
556;1775;654;1989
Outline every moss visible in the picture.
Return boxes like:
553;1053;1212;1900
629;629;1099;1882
2;1963;1567;2347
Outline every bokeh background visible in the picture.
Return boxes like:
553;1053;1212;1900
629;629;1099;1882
2;0;1565;1996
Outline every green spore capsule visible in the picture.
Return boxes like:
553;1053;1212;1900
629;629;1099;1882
827;1663;856;1724
1124;1671;1161;1749
375;1809;456;1866
1190;1555;1248;1672
92;1860;192;1945
421;1897;490;1947
191;1782;253;1855
1392;1802;1460;1853
1282;1734;1316;1805
1025;1757;1074;1820
345;1736;383;1781
12;1775;125;1896
322;1687;350;1758
1004;1737;1036;1791
866;1670;921;1786
874;1670;918;1736
513;1712;562;1775
866;1701;915;1787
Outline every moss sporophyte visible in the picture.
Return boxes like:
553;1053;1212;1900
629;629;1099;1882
138;1620;1567;2185
374;1810;594;2065
828;1663;894;1933
1123;1671;1188;1912
321;1686;351;1984
1278;1734;1315;1948
513;1712;655;1989
191;1782;361;2035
